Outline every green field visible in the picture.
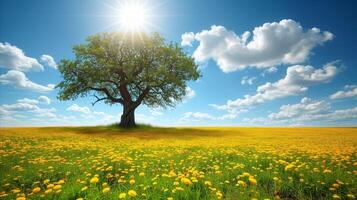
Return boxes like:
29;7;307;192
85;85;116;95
0;126;356;200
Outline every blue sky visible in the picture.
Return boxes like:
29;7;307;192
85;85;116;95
1;0;357;127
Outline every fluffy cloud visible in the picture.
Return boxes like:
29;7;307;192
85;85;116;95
213;62;338;113
67;104;91;114
179;112;215;122
241;76;256;85
17;96;51;105
181;32;195;46
268;97;330;119
0;42;43;71
179;111;244;122
0;100;57;119
243;97;357;126
185;86;196;100
0;70;54;92
38;96;51;105
330;85;357;99
182;19;333;72
40;54;57;69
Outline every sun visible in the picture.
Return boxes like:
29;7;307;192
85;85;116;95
117;1;150;32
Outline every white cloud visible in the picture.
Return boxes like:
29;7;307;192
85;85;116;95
181;32;195;46
0;42;43;71
214;62;339;113
330;85;357;99
268;97;330;119
0;70;54;92
40;54;57;69
67;104;91;114
179;112;215;122
17;98;39;105
241;76;256;85
38;95;51;105
185;86;196;100
183;19;333;72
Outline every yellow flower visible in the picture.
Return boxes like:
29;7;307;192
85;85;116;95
90;177;99;184
47;184;54;189
16;197;26;200
43;179;50;184
347;194;355;199
237;180;247;187
285;164;295;171
119;192;127;199
53;185;62;190
102;182;108;187
76;198;84;200
58;180;65;184
249;177;257;185
181;177;192;185
139;172;145;177
333;194;341;199
32;187;41;194
102;187;110;193
273;177;279;182
204;181;212;187
81;186;88;191
45;189;52;194
12;189;21;194
128;190;137;197
55;189;62;194
167;197;173;200
129;179;135;185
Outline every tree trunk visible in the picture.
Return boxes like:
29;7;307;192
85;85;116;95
119;103;136;128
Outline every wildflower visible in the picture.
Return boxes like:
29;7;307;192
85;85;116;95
32;187;41;194
273;177;279;182
76;198;84;200
139;172;145;177
58;180;65;184
285;164;295;171
16;197;26;200
347;194;355;199
81;186;88;191
204;181;212;187
181;177;192;185
237;180;247;187
249;177;257;185
45;189;52;194
102;182;108;187
47;184;54;189
53;185;62;190
43;179;50;184
55;189;62;194
128;190;137;197
167;197;173;200
90;177;99;184
129;179;135;185
12;189;21;194
332;194;341;199
119;192;127;199
102;187;110;193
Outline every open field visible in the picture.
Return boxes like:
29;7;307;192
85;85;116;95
0;126;356;200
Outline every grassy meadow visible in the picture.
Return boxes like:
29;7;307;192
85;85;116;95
0;126;356;200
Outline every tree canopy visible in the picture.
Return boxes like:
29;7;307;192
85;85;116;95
56;32;200;127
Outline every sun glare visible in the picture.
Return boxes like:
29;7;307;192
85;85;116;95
117;2;150;32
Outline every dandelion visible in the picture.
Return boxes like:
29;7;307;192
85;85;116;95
249;177;257;185
45;189;52;194
204;181;212;187
139;172;145;177
53;185;62;190
12;189;21;194
181;177;192;185
128;190;137;197
32;187;41;194
102;187;110;193
81;186;88;191
332;194;341;199
119;192;127;199
129;179;135;185
90;177;99;184
16;197;26;200
167;197;173;200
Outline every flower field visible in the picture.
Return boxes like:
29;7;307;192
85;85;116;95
0;127;356;200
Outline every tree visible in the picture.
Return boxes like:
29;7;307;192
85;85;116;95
56;32;200;128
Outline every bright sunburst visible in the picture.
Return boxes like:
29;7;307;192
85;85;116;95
117;1;151;32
